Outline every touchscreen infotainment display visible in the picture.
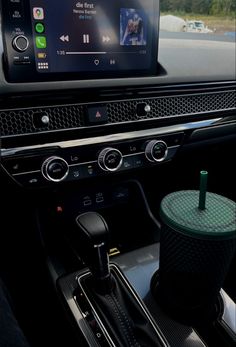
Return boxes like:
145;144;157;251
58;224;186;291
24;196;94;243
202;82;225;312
1;0;159;82
29;0;157;75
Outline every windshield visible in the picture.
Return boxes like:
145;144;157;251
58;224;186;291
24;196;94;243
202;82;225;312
159;0;235;79
160;0;236;39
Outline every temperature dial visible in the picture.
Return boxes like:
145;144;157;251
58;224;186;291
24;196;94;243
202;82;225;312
98;148;123;172
145;140;168;162
41;157;69;182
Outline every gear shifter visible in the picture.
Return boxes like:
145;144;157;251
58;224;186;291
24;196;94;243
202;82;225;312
75;211;166;347
75;212;111;290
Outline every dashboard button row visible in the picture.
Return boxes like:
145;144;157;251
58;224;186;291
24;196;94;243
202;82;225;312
14;147;180;187
3;135;184;187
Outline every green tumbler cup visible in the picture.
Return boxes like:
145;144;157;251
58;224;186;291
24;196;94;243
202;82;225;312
154;172;236;324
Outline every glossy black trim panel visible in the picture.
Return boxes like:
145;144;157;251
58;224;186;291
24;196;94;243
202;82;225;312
1;118;222;156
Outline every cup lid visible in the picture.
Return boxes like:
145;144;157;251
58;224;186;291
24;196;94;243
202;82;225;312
160;190;236;240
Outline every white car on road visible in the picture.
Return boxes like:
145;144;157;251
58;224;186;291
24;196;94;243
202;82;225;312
186;20;213;33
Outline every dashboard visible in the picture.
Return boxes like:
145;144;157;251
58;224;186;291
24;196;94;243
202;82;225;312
1;2;234;191
0;2;236;347
0;0;235;225
1;85;235;188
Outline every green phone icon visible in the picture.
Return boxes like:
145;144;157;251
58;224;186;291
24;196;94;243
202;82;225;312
36;36;47;49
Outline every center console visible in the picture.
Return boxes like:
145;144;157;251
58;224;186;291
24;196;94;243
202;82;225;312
56;196;236;347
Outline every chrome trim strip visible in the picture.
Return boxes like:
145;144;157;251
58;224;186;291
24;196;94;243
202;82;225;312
70;160;97;167
1;118;222;157
123;151;145;158
220;289;236;335
66;297;100;346
78;272;116;347
13;170;41;176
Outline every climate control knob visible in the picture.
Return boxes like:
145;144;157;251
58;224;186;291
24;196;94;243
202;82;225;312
98;148;123;172
145;140;168;162
42;157;69;182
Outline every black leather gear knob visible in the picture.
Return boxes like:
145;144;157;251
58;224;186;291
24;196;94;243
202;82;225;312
76;212;110;282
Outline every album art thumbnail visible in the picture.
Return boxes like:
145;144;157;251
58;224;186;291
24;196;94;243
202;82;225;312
120;8;147;46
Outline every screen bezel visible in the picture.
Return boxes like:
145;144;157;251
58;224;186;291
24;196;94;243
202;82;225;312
2;0;160;83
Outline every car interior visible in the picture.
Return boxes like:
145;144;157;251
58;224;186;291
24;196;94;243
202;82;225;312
0;1;235;347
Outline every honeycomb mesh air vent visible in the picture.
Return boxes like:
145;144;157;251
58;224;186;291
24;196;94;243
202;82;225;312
0;90;235;137
107;91;236;123
0;105;85;137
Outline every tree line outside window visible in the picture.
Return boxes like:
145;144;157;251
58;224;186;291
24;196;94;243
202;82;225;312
160;0;236;16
